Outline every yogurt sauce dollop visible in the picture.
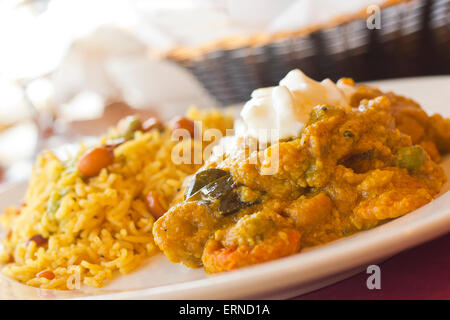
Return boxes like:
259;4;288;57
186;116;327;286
239;69;355;144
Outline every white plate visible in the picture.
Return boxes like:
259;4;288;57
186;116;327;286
1;76;450;300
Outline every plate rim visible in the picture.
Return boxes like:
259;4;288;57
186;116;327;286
83;193;450;300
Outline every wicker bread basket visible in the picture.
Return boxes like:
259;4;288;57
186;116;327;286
166;0;449;105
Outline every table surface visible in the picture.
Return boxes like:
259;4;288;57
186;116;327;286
294;232;450;300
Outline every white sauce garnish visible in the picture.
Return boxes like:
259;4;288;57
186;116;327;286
240;69;355;143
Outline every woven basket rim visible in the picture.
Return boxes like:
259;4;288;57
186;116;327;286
162;0;414;62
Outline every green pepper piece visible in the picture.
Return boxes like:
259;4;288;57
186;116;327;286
396;145;426;171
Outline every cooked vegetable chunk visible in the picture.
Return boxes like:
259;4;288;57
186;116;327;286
395;145;426;171
153;202;219;267
202;210;301;273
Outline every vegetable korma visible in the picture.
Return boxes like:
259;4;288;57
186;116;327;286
154;76;449;273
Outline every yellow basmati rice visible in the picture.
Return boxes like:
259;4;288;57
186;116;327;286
0;108;233;289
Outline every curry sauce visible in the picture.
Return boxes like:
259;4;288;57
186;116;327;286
153;79;449;273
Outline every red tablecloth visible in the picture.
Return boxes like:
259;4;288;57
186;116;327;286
295;232;450;300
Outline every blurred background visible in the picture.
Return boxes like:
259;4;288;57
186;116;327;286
0;0;448;184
